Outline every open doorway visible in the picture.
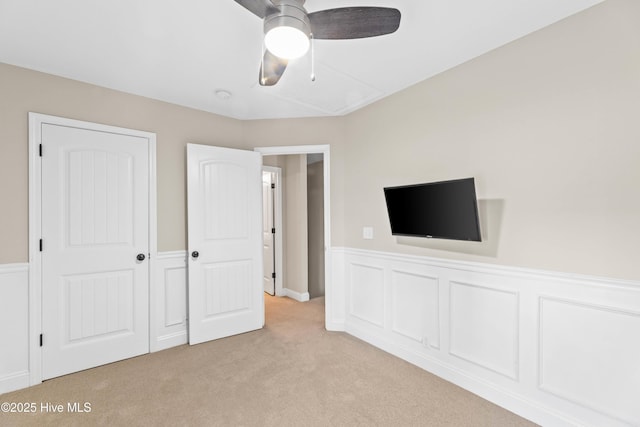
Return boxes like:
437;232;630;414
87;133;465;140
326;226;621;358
255;145;331;328
306;154;325;299
262;166;282;297
261;154;324;301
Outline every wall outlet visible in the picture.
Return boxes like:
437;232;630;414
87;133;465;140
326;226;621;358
363;227;374;240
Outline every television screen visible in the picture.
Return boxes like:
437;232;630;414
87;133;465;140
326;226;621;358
383;177;481;241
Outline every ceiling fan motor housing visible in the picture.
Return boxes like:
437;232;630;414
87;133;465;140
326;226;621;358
235;0;401;83
264;2;311;39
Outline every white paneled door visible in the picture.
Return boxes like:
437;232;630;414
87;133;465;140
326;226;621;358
41;123;150;380
187;144;264;345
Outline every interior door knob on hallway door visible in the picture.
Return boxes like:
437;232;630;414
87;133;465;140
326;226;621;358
137;253;146;261
191;251;199;259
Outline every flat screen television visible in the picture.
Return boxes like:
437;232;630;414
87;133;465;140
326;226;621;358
383;177;481;241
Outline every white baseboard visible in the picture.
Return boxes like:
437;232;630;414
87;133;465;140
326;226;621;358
333;247;640;427
324;321;345;332
0;371;30;395
155;331;188;351
345;322;579;427
283;288;310;302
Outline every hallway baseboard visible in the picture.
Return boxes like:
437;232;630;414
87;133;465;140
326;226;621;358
283;288;310;302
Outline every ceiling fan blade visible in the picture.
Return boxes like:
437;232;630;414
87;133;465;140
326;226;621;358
234;0;278;19
259;50;288;86
309;7;401;40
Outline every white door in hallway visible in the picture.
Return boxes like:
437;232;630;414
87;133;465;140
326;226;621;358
262;171;276;296
187;144;264;345
41;122;150;380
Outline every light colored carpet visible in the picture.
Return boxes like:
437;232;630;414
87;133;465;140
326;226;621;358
1;296;537;426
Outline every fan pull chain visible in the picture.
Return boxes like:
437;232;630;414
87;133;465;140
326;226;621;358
310;33;316;82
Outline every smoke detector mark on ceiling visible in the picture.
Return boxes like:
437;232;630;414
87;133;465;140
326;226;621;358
215;89;232;100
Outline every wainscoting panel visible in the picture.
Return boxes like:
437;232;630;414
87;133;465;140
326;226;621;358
390;270;439;348
349;263;385;327
327;249;346;331
539;297;640;425
164;267;187;327
337;247;640;427
449;281;519;380
152;251;188;352
0;263;30;394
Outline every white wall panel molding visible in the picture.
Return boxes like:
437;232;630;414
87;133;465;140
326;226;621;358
151;251;188;352
0;263;30;394
338;248;640;292
348;263;385;327
0;263;29;274
449;281;519;380
326;248;346;331
164;267;188;327
390;269;440;349
538;297;640;425
156;251;189;260
335;247;640;427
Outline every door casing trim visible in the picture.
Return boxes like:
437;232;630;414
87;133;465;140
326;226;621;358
28;112;157;386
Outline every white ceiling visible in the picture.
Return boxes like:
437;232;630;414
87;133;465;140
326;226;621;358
0;0;604;120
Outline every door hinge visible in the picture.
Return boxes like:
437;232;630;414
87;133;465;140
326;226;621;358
39;239;43;252
271;183;275;189
271;228;275;234
39;144;43;157
272;272;276;279
39;334;43;347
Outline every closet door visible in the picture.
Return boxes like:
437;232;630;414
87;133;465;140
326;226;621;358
41;122;150;379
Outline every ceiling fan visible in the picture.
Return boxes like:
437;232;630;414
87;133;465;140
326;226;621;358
234;0;401;86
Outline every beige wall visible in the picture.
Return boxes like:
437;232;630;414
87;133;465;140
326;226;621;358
307;160;325;298
282;155;308;295
1;0;637;282
0;64;344;264
343;0;640;280
243;117;346;247
0;63;244;262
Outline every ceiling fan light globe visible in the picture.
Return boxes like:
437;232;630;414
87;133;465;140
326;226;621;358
265;26;310;59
